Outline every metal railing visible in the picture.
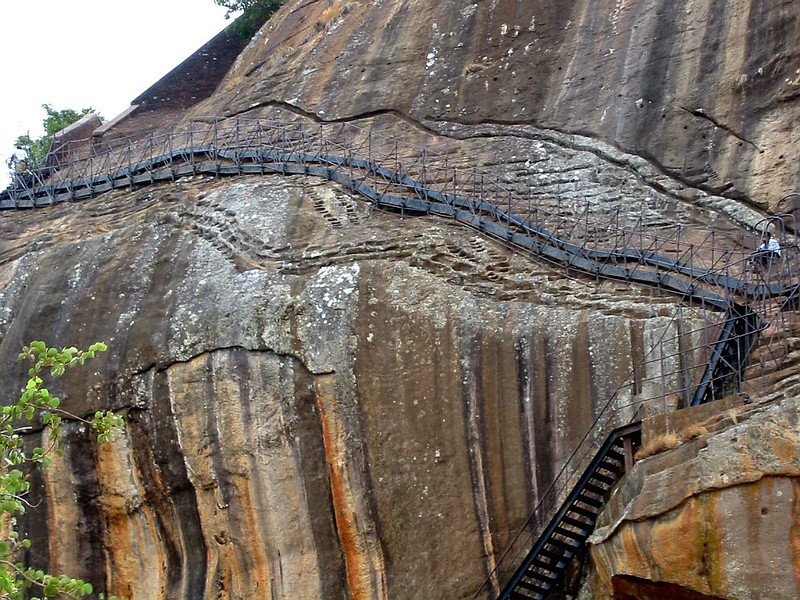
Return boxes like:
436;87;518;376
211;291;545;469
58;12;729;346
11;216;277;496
4;117;797;423
2;118;797;599
4;119;797;292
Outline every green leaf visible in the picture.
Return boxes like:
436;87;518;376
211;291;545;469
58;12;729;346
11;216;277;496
5;340;116;599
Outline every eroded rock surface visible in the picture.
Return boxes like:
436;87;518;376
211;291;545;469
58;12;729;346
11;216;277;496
205;0;800;210
1;1;799;599
1;173;700;599
587;397;800;600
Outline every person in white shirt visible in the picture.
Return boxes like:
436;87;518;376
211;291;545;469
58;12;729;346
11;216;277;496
7;146;28;173
6;146;30;188
754;231;781;271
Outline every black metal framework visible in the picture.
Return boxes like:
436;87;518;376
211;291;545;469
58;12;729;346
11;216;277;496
497;423;642;600
690;305;761;406
2;118;798;600
3;119;796;305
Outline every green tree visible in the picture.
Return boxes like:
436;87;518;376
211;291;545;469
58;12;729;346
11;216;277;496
0;341;122;599
14;105;95;170
215;0;286;38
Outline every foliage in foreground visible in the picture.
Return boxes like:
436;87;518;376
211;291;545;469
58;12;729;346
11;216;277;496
14;105;95;170
215;0;286;38
0;342;122;599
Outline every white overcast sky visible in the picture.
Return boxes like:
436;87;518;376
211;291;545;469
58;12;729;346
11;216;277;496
0;0;238;187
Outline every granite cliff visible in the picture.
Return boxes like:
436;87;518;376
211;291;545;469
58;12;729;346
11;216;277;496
0;1;798;599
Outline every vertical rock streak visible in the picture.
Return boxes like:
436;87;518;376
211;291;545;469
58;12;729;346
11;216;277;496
315;374;388;600
460;325;498;589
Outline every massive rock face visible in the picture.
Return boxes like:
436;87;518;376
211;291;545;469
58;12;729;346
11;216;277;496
1;1;799;599
587;397;800;600
208;0;800;211
1;174;693;599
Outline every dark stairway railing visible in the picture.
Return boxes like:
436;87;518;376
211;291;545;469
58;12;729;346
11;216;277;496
495;423;642;600
4;121;798;313
483;303;762;600
690;305;761;407
476;297;786;600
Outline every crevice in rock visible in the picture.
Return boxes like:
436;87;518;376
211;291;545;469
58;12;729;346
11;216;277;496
193;104;762;230
138;345;334;379
225;99;444;138
678;106;761;151
611;574;728;600
422;119;764;229
430;119;691;196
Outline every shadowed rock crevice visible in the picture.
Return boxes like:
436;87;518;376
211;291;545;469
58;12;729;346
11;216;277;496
611;574;728;600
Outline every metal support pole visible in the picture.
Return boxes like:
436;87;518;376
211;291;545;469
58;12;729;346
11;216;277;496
623;436;634;471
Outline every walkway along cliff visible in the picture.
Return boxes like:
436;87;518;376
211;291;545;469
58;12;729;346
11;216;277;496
2;116;798;598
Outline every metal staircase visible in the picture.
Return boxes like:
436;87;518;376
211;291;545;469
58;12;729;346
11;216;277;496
690;305;761;406
488;305;760;600
498;423;641;600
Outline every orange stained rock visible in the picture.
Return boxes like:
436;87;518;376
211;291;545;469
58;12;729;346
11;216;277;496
616;525;650;578
95;432;162;599
773;434;800;466
658;496;723;595
315;376;387;600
